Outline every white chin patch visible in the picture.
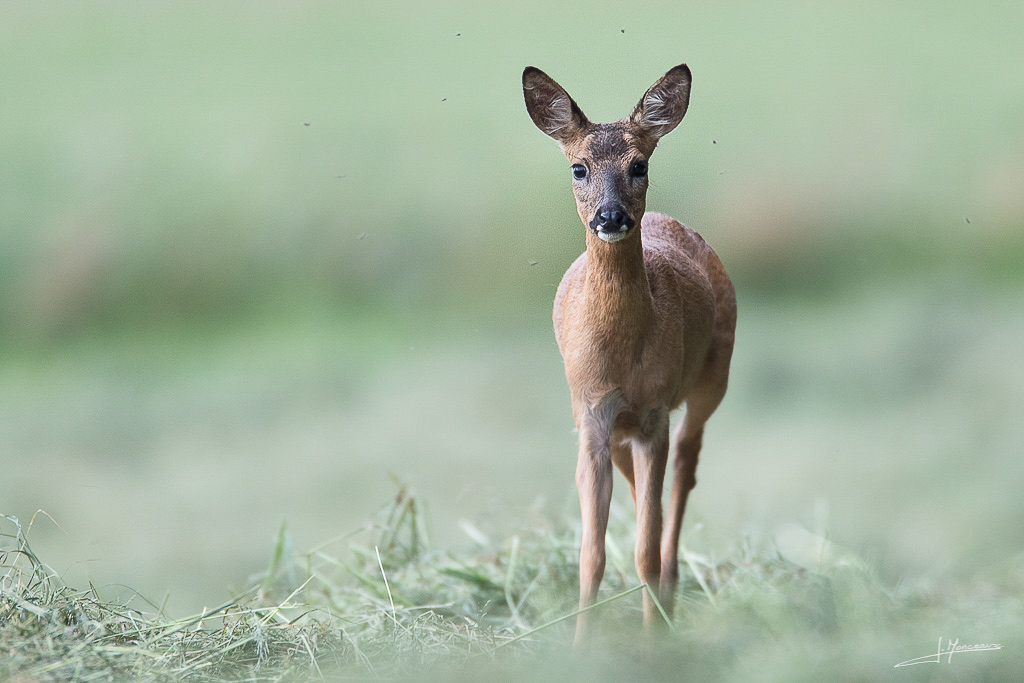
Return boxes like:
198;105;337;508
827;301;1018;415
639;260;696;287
596;227;630;243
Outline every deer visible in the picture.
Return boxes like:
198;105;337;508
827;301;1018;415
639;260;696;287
522;64;736;646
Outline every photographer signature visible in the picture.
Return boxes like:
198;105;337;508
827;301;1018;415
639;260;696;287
895;637;1002;667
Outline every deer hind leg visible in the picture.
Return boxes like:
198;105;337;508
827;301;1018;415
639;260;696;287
659;381;728;616
661;282;736;616
631;409;670;629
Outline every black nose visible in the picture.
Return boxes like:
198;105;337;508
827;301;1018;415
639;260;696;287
592;205;633;231
599;208;626;228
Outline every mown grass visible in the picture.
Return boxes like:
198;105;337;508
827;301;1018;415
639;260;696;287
4;487;1022;681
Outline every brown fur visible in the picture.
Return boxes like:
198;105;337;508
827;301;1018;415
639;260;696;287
524;65;737;647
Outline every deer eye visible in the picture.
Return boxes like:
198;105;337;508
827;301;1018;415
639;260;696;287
629;160;648;178
571;164;587;180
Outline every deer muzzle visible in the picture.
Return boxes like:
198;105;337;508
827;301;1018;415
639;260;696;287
589;204;636;243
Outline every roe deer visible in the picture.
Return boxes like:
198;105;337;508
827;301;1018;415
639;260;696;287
522;64;736;646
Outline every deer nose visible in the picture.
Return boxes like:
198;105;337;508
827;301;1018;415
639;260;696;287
599;208;627;228
591;204;635;234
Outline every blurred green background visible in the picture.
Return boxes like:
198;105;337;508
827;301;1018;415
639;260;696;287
2;0;1022;625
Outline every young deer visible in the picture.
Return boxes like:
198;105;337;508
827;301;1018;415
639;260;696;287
523;64;736;645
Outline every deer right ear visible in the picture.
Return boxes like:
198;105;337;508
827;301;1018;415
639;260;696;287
523;67;590;144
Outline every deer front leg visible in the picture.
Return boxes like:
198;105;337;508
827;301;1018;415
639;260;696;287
632;410;670;629
574;422;613;649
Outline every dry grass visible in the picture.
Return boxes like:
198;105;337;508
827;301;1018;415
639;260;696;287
4;487;1022;681
1;514;342;681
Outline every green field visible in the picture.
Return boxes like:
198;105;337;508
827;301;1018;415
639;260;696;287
2;1;1023;679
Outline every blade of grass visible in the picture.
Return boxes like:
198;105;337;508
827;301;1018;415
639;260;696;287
299;632;323;678
261;521;290;597
644;583;674;630
375;545;397;627
504;535;526;628
145;586;259;645
491;583;647;651
682;545;717;606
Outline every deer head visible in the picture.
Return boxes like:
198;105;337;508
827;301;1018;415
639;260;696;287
523;65;691;243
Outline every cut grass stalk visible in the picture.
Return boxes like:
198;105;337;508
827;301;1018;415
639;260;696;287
503;535;527;629
492;583;648;651
644;583;675;631
682;545;718;606
375;545;398;627
145;586;260;645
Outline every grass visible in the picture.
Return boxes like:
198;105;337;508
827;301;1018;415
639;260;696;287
4;487;1022;681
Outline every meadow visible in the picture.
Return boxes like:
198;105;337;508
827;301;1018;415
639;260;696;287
2;1;1023;679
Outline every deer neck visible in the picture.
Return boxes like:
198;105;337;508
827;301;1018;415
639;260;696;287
581;229;654;342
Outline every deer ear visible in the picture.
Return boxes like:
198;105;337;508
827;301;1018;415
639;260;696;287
630;64;691;141
523;67;590;144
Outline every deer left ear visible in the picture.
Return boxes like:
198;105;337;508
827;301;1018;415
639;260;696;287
630;64;691;141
